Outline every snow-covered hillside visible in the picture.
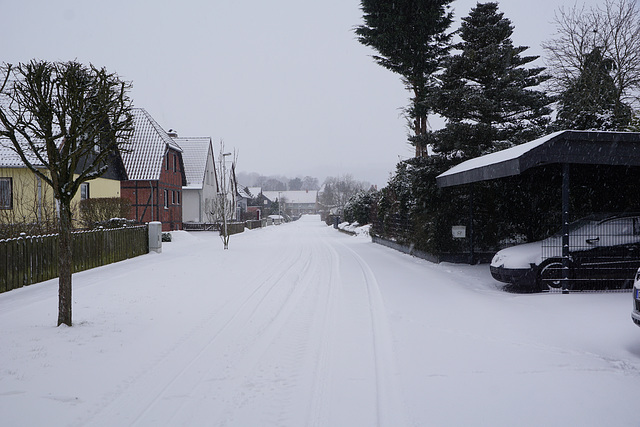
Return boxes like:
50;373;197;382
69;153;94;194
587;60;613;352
1;215;638;426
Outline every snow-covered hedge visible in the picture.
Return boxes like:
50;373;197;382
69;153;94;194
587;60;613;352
337;221;371;238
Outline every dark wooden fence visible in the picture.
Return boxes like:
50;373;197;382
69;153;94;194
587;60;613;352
245;219;267;229
183;221;253;234
183;222;219;231
0;225;148;293
225;222;246;235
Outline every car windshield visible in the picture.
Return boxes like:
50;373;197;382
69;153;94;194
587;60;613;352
550;214;610;237
549;214;639;238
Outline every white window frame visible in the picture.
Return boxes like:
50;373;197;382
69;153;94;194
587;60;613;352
80;182;90;200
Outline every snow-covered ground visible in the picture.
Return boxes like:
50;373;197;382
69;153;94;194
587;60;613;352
1;215;639;426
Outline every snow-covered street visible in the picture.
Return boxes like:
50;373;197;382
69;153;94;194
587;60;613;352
1;215;639;426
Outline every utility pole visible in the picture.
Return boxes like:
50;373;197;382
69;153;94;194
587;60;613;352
218;143;234;250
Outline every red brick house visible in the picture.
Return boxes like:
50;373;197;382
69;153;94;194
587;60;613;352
120;109;186;231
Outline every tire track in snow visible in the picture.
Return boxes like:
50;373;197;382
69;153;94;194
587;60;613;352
303;235;342;427
82;222;408;426
175;240;323;426
176;224;343;426
335;237;410;427
82;239;309;426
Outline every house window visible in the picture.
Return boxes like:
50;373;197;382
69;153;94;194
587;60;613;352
177;191;180;205
173;155;177;172
164;189;168;208
172;191;176;205
80;182;90;200
166;154;171;170
0;178;12;209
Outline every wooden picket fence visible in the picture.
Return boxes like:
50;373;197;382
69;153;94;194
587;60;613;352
0;225;148;293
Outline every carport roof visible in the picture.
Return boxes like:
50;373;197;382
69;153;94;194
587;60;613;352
436;130;640;188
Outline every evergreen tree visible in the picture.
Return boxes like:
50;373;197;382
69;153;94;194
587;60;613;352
373;3;554;257
432;2;552;160
554;47;632;130
355;0;454;156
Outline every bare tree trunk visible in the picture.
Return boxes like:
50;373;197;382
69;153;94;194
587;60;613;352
57;200;73;326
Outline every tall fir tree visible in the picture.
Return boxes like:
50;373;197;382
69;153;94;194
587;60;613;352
431;2;552;160
355;0;454;157
554;47;632;131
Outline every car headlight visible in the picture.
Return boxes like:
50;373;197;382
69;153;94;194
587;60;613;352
491;253;504;267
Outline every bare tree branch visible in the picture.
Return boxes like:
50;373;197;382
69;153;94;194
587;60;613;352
0;60;133;326
543;0;640;106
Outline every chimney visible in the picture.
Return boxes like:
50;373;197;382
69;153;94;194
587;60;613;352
167;129;178;138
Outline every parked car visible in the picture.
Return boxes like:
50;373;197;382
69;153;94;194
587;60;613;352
490;213;640;292
633;269;640;327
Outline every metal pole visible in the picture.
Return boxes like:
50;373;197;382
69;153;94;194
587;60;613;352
562;163;570;293
469;184;475;265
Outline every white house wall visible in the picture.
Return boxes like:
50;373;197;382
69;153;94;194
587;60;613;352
182;189;202;222
201;146;218;222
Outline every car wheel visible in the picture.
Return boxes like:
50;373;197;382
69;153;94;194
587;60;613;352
538;259;568;290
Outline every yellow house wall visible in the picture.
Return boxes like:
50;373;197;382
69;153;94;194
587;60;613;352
0;167;121;225
79;176;121;200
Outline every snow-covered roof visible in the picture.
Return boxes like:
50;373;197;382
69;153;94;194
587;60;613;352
0;95;47;168
120;108;182;181
262;190;318;204
238;187;252;199
437;130;640;187
238;187;262;199
437;131;563;181
173;136;212;189
0;142;46;168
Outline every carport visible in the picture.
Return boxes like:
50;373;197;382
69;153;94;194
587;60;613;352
436;130;640;290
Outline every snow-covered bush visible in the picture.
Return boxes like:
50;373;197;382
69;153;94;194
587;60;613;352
79;197;132;229
343;190;377;225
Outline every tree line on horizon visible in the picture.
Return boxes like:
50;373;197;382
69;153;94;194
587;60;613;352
237;172;320;192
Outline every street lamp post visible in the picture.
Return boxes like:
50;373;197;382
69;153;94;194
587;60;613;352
278;191;282;222
220;151;232;249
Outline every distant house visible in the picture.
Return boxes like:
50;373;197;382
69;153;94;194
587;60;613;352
237;186;256;220
120;109;186;231
172;135;218;224
240;187;268;220
262;190;319;216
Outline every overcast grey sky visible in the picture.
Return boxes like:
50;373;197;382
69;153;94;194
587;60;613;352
1;0;596;187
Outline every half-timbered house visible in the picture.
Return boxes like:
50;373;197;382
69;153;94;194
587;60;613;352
120;109;186;231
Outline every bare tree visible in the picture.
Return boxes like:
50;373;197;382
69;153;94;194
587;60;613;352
207;140;238;249
319;175;369;211
542;0;640;107
0;60;133;326
301;176;319;191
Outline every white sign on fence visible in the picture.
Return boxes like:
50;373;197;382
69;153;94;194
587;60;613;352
451;225;466;239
